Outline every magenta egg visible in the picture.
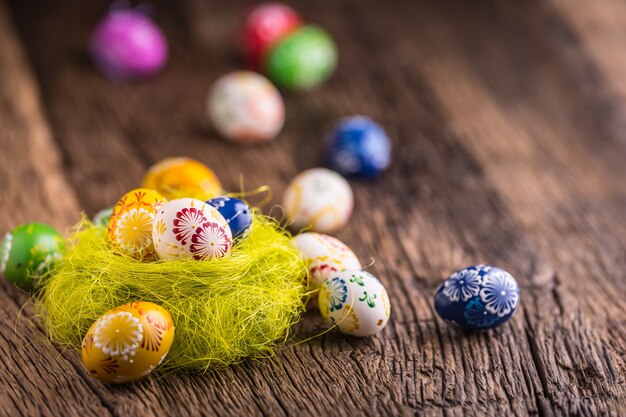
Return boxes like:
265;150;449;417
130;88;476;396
90;9;168;80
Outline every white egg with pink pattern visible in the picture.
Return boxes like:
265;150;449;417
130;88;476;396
152;198;232;260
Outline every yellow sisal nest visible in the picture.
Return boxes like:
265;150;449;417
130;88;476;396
36;214;308;371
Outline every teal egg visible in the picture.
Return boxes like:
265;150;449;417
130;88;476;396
264;25;337;91
0;223;64;289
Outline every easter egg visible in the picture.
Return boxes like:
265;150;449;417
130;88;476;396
206;196;253;239
152;198;232;260
107;188;166;260
90;8;168;80
142;157;222;200
0;223;64;289
82;301;175;384
264;25;337;91
207;71;285;143
283;168;353;234
327;116;391;178
319;270;390;337
292;233;361;290
434;265;520;331
241;3;301;69
93;206;114;228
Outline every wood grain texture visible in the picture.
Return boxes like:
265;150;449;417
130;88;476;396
1;0;625;416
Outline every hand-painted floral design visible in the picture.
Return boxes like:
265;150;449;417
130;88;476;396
189;221;232;259
318;283;331;320
463;297;500;328
172;207;207;246
359;291;378;308
0;232;12;275
331;304;359;334
325;277;348;313
349;273;365;286
443;268;482;302
382;290;391;318
480;271;520;317
93;311;143;358
114;208;154;255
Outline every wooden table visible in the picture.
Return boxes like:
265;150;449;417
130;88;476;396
1;0;625;415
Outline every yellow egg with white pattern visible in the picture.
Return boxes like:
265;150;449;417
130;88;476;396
107;188;166;260
82;301;175;384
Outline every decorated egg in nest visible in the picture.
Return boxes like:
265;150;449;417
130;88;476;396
0;223;64;289
107;188;166;260
264;25;337;91
292;232;361;290
206;196;253;239
240;3;301;70
82;301;175;384
90;8;168;81
327;116;391;178
434;265;520;331
142;157;222;200
152;198;232;260
319;270;390;337
283;168;353;234
207;71;285;143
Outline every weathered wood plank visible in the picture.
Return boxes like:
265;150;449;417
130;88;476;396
0;2;113;417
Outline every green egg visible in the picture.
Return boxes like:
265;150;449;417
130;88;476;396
92;206;114;228
264;25;337;91
0;223;64;290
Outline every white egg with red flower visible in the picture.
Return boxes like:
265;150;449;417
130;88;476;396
292;232;361;290
152;198;232;260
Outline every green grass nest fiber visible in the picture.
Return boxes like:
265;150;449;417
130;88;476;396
36;214;308;371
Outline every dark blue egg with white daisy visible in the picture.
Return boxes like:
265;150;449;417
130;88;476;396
326;116;391;178
434;265;520;331
206;196;252;239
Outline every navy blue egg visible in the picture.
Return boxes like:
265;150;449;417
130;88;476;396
327;116;391;178
434;265;520;331
206;197;252;239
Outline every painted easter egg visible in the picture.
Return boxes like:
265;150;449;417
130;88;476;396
107;188;166;260
207;71;285;143
292;232;361;290
434;265;520;331
319;270;390;337
90;8;168;81
327;116;391;178
240;3;301;69
93;206;114;228
82;301;175;384
283;168;353;234
142;157;222;200
206;196;253;239
152;198;232;260
264;25;337;91
0;223;64;289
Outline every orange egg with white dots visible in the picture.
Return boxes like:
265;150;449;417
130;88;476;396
82;301;175;384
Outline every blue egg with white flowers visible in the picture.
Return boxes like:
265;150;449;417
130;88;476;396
327;116;391;178
434;265;520;331
206;196;252;239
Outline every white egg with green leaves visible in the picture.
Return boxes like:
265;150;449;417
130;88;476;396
318;270;390;337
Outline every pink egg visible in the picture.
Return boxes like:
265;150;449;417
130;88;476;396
90;9;168;80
